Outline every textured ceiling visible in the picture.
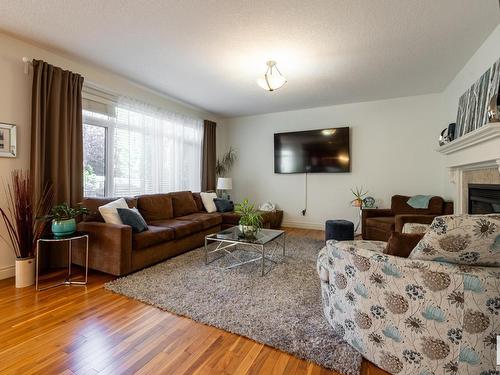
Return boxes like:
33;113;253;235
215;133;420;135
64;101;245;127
0;0;499;117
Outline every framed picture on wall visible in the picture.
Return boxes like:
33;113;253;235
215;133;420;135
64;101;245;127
0;123;17;157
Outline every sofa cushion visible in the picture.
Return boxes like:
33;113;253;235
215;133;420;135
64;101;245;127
82;197;137;222
391;195;443;215
169;191;199;217
149;219;203;239
117;207;148;233
98;198;130;225
365;216;395;232
409;214;500;266
214;198;234;212
385;232;424;258
176;212;222;230
200;192;218;213
192;192;206;212
132;225;174;250
136;194;174;221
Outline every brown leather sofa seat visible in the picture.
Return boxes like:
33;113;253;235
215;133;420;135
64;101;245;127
133;225;174;250
176;212;222;229
149;219;203;239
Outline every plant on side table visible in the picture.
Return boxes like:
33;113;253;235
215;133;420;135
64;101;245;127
43;203;89;237
0;170;53;288
235;199;263;239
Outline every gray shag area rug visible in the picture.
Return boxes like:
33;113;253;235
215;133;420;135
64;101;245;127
105;235;361;375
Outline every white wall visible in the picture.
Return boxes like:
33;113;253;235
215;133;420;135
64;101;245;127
224;94;445;229
0;32;220;279
440;24;500;197
223;24;500;229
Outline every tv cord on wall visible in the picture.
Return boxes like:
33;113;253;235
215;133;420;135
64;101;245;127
302;172;307;216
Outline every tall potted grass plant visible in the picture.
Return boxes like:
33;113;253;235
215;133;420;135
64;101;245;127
0;170;52;288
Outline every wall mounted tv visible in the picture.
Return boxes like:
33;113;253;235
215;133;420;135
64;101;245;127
274;127;350;174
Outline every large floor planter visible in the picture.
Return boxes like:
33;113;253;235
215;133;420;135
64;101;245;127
15;257;35;288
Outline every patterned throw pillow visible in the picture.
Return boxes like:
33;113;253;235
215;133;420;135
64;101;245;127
409;214;500;266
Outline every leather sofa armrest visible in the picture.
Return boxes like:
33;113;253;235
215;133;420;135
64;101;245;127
75;221;133;276
362;208;393;219
361;208;393;240
394;214;436;233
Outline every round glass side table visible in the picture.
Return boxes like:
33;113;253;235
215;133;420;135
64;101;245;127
36;231;89;291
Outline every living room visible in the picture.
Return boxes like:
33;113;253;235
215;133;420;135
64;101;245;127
0;1;499;375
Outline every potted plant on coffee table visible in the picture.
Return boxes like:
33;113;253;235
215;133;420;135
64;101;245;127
0;170;53;288
235;199;263;239
44;203;89;237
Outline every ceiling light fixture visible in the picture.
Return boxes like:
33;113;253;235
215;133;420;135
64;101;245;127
257;60;287;91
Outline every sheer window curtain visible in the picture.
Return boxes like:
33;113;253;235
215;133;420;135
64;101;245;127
111;97;203;196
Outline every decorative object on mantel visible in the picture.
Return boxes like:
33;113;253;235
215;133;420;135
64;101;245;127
0;123;17;157
0;170;53;288
438;123;456;146
437;122;500;155
488;93;499;122
456;57;500;138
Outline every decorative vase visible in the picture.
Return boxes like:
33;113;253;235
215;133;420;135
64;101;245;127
15;257;35;288
51;218;76;237
238;224;257;239
352;199;363;208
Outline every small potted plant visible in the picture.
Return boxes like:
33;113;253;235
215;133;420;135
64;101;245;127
235;199;263;239
350;186;368;207
0;170;53;288
44;203;88;237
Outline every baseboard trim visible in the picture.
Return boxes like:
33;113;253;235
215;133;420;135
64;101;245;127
281;221;324;230
0;265;15;280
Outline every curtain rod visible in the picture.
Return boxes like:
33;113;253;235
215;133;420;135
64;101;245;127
22;57;32;74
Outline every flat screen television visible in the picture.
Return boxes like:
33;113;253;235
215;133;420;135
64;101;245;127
274;127;350;173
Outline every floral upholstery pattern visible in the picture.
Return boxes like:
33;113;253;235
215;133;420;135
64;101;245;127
402;222;430;234
410;214;500;266
317;238;499;375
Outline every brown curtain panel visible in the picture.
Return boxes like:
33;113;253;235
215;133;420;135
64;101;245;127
30;60;84;206
201;120;217;191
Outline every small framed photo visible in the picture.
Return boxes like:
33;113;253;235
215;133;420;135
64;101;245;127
0;123;17;158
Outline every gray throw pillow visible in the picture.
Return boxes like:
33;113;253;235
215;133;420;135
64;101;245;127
117;207;148;233
213;198;234;212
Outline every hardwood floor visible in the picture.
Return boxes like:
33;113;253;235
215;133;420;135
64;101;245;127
0;227;388;375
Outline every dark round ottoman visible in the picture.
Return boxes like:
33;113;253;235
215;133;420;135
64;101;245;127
325;220;354;241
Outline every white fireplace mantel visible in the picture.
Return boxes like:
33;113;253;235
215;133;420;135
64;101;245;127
437;122;500;213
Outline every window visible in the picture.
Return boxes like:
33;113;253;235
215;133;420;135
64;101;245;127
82;97;203;197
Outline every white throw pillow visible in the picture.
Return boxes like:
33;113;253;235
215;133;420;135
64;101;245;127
98;198;129;224
200;192;218;213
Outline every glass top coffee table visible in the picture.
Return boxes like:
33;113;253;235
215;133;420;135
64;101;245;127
204;226;285;276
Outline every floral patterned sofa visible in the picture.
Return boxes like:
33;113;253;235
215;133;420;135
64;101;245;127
317;214;499;375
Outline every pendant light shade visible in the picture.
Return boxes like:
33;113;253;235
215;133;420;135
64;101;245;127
257;61;287;91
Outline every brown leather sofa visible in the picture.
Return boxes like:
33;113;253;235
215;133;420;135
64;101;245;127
361;195;453;241
72;191;273;276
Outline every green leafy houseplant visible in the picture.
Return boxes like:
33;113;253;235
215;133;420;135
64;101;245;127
215;147;237;177
45;203;89;222
235;199;263;239
42;203;89;237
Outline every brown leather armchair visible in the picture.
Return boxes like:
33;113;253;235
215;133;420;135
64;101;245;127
361;195;453;241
